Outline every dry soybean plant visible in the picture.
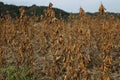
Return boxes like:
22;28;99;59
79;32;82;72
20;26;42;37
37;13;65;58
0;3;120;80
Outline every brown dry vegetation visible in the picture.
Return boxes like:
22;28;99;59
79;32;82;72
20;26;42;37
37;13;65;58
0;3;120;80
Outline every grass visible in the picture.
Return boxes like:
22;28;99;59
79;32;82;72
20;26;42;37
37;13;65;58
0;64;35;80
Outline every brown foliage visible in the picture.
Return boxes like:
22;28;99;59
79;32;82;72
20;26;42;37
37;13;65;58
0;5;120;80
